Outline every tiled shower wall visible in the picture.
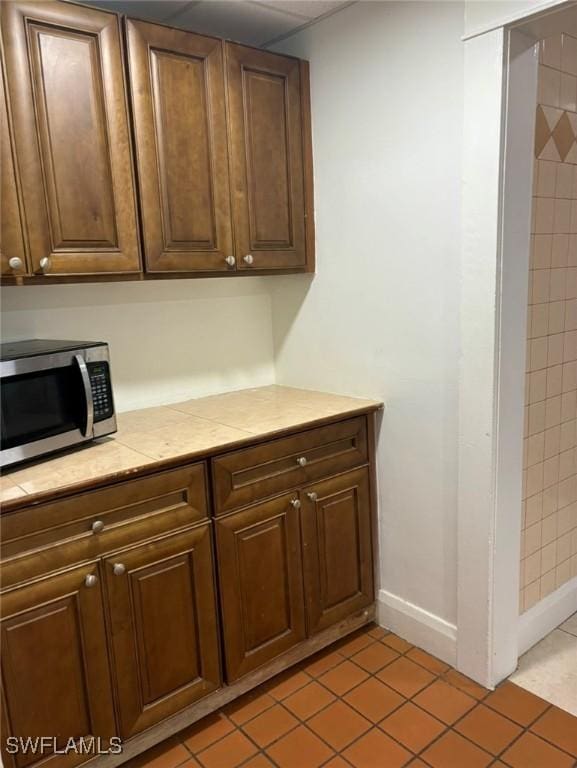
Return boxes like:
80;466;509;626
521;33;577;613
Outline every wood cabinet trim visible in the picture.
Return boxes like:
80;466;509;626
0;60;29;277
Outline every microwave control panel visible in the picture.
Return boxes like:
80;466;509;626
88;362;114;422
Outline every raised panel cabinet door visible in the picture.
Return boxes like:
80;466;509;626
1;1;140;276
215;492;306;681
226;43;308;271
0;563;116;768
301;468;374;635
104;525;220;739
1;65;28;278
126;20;233;273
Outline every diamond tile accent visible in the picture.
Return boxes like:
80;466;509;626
536;105;552;157
552;111;576;160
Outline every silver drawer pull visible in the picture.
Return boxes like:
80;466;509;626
306;492;318;502
225;255;235;267
290;498;301;509
91;520;104;534
296;456;307;467
113;563;126;576
243;254;254;266
8;257;23;270
85;574;98;588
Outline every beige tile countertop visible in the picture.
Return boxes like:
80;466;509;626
0;386;382;508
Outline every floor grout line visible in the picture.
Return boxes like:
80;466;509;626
139;625;577;768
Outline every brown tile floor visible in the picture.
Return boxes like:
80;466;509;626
128;625;577;768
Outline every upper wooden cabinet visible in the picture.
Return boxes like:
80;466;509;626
125;20;234;273
0;2;314;281
226;44;310;272
0;1;141;276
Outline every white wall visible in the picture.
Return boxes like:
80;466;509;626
0;279;275;412
271;1;464;649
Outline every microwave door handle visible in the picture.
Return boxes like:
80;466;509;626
74;354;94;438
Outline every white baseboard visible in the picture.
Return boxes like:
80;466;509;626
377;589;457;667
518;576;577;657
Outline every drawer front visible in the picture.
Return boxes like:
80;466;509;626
212;417;368;513
0;464;208;585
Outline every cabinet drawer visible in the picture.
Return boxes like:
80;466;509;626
212;417;368;513
0;464;208;586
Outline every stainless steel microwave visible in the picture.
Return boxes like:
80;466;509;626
0;339;117;468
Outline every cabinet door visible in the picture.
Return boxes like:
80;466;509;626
226;44;308;271
216;493;306;681
1;1;140;276
104;525;220;739
301;468;374;635
0;563;116;768
126;20;233;273
1;66;27;278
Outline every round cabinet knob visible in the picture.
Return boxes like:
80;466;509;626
91;520;105;534
290;498;301;509
85;574;98;588
243;254;254;266
225;255;236;267
306;492;318;502
112;563;126;576
8;257;23;270
296;456;307;467
39;257;50;272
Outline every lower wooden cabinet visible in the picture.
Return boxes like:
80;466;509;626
215;492;306;681
301;468;374;635
104;525;221;739
216;468;374;680
0;563;116;768
0;417;377;764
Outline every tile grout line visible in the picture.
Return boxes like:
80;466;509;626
186;631;488;767
169;626;576;768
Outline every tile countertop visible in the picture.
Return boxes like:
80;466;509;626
0;386;382;509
